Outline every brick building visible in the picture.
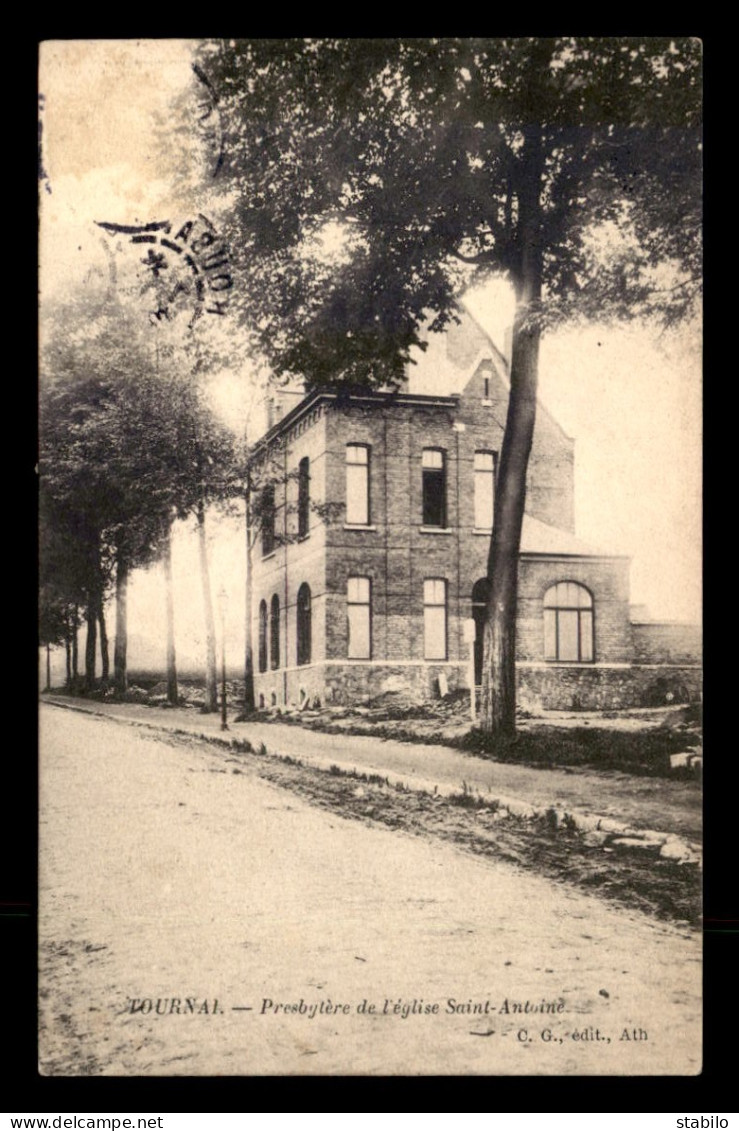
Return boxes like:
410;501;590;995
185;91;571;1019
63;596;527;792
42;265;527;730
249;308;700;711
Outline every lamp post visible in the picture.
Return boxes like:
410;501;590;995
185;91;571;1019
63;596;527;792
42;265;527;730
218;584;229;732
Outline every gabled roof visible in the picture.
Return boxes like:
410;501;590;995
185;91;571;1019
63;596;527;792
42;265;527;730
520;514;626;559
407;303;574;443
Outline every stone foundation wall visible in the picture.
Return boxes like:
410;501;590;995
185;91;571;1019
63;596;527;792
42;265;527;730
266;660;703;711
254;655;702;712
516;664;702;713
253;665;327;709
323;662;466;704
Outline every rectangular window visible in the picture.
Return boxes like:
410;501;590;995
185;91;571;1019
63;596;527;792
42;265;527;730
423;578;447;660
346;444;370;525
347;576;371;659
474;451;496;530
422;449;446;527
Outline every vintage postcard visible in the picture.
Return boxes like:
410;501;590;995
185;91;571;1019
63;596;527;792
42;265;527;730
38;38;702;1076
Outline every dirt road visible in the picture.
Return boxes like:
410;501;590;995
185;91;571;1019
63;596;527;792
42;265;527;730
42;694;703;841
39;705;701;1076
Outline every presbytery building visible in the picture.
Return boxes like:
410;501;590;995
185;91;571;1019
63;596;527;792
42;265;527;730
249;307;701;712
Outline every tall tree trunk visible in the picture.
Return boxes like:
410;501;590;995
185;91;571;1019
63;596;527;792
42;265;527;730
113;550;129;696
84;596;97;692
162;522;178;706
72;604;79;686
98;594;110;685
64;622;72;688
197;495;218;712
480;121;544;736
243;485;255;714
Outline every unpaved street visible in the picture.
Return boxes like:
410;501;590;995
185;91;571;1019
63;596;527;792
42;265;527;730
39;705;701;1076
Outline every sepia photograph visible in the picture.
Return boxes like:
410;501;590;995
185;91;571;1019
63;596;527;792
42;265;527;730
38;38;702;1077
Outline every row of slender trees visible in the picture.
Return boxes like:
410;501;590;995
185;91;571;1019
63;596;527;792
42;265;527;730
39;284;317;713
39;290;244;710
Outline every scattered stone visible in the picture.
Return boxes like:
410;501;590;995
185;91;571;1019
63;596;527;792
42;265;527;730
610;837;658;851
575;814;603;833
124;686;149;703
504;799;537;820
597;818;631;836
659;838;697;863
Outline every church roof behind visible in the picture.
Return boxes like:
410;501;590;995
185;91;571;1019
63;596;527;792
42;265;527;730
405;303;510;397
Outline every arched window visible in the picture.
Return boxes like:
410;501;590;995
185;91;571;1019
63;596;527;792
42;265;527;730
261;484;275;556
297;583;312;666
258;600;268;673
543;582;594;662
298;457;310;539
270;594;280;670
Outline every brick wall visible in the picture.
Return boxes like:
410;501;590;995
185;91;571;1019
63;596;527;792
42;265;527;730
455;360;575;533
518;556;633;664
251;409;329;706
631;622;702;664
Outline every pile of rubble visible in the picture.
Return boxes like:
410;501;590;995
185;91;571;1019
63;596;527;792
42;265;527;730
117;680;246;710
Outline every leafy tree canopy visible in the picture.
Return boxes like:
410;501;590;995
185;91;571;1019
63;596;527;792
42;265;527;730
194;36;701;388
40;287;243;605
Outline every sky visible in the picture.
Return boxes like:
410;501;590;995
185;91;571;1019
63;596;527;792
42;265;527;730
39;40;702;676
